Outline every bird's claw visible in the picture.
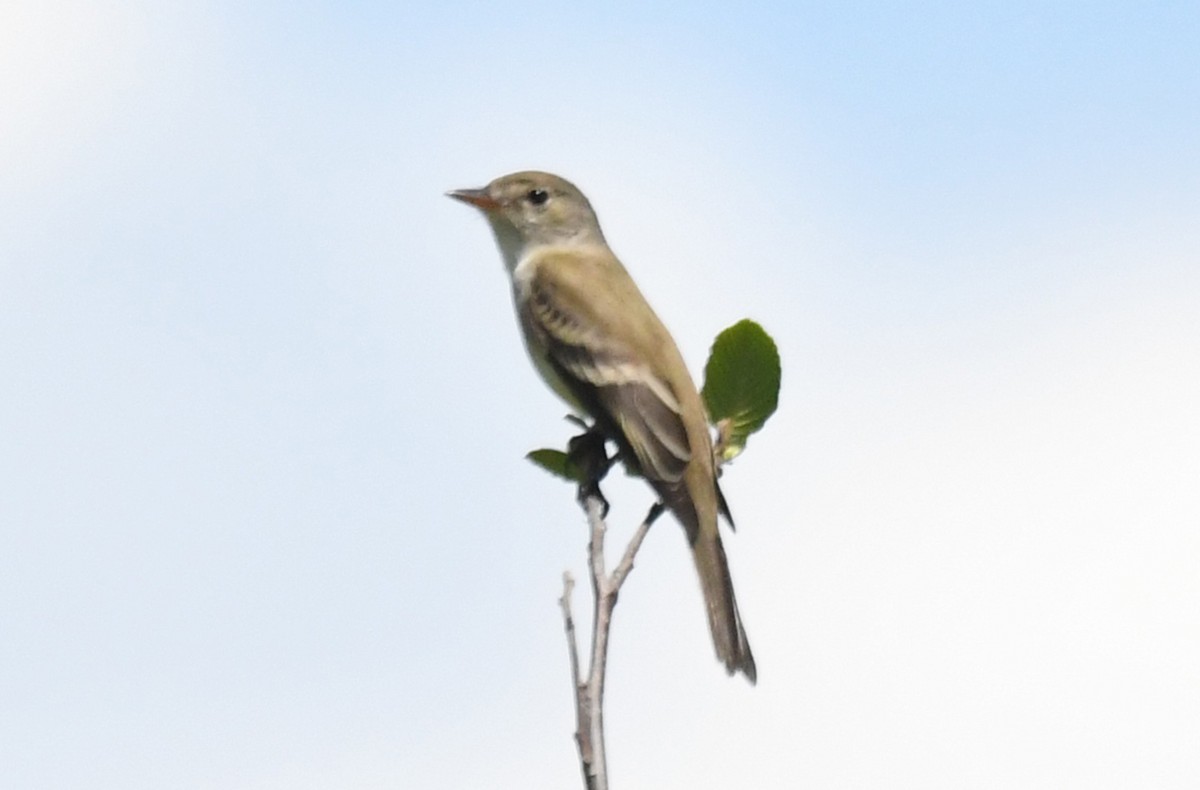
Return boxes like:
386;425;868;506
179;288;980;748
567;426;612;518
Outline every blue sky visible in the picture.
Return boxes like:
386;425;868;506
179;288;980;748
2;2;1198;787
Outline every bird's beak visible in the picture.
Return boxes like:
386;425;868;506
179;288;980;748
446;187;500;212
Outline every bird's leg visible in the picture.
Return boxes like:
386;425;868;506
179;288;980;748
566;421;612;518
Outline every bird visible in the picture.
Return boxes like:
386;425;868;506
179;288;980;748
447;171;755;683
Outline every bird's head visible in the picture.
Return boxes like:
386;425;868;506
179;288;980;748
447;171;605;257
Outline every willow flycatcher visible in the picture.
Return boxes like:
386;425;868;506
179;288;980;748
448;171;755;682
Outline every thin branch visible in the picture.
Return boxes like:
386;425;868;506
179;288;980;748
559;573;581;688
559;573;595;788
559;425;661;790
582;492;610;790
561;491;661;790
611;502;664;589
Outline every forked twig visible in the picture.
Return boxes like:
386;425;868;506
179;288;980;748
559;494;665;790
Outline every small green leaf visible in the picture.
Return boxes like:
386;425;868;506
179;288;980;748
701;319;781;461
526;448;584;483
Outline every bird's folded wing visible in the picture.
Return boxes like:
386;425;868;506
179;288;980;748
522;252;692;483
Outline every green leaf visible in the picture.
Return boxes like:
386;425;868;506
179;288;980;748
701;319;781;461
525;448;583;483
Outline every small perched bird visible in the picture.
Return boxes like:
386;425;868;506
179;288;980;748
448;171;755;683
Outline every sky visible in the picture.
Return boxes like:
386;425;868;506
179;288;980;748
2;1;1198;787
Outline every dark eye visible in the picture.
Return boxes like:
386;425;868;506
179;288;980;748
526;188;550;206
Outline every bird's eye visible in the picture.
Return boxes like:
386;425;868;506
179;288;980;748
526;188;550;206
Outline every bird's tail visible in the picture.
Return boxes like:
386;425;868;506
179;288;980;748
691;525;757;683
662;480;757;684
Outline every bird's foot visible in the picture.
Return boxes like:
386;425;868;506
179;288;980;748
567;425;612;518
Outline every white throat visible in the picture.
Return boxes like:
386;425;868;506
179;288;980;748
487;219;528;275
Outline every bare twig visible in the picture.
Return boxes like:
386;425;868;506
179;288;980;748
582;494;610;789
612;502;664;589
559;574;589;772
556;421;669;789
560;493;664;790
